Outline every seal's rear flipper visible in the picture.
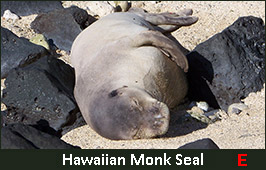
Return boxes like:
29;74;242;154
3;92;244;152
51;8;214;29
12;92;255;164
128;7;198;33
132;30;189;72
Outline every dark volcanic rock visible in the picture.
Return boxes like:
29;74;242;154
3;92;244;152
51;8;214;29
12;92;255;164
1;27;48;78
1;1;63;16
31;6;96;52
66;6;97;30
31;119;61;137
1;123;80;149
1;110;8;127
178;138;220;149
2;55;78;131
61;111;86;135
187;16;265;110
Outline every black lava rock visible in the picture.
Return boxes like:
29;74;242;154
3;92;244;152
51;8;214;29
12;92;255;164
178;138;220;149
31;6;96;52
2;55;78;131
1;27;48;78
1;123;80;149
187;16;265;110
66;6;97;30
1;1;63;16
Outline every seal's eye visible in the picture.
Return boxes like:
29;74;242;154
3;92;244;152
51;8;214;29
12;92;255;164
109;89;123;97
109;90;118;97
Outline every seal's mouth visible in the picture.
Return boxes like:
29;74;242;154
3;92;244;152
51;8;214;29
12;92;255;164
132;101;170;139
152;101;170;135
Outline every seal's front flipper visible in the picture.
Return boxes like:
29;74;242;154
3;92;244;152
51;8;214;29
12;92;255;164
132;30;189;72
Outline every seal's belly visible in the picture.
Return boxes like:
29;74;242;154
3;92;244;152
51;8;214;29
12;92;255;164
144;57;187;108
125;46;188;108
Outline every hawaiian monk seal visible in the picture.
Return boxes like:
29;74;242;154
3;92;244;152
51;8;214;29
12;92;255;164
71;8;198;140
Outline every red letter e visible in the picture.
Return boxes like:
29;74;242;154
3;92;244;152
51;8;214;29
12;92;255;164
238;154;247;166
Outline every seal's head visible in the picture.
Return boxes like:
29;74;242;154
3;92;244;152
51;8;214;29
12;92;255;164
88;86;170;140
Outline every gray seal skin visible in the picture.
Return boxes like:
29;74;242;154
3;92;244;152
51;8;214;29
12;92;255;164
71;8;198;140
